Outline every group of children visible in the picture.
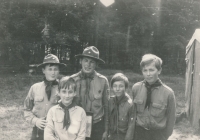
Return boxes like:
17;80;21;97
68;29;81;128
24;46;176;140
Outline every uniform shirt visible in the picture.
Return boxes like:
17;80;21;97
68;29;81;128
24;81;58;125
70;71;109;130
132;81;176;138
109;93;136;140
44;105;87;140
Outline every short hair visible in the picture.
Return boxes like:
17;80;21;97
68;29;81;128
58;77;76;91
140;54;162;70
110;73;129;89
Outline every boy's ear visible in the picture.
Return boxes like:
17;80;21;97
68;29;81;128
73;92;77;96
42;68;45;74
158;68;162;75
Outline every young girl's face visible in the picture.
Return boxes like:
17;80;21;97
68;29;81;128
59;86;76;106
112;81;126;97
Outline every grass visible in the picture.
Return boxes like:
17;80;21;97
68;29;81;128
0;69;199;140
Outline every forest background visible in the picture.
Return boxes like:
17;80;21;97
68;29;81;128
0;0;200;74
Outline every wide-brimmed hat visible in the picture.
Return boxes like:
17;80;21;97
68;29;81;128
37;54;66;68
75;46;105;63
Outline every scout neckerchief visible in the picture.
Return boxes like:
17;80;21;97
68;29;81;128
43;77;58;101
80;70;95;110
144;79;162;109
59;100;76;129
110;93;128;133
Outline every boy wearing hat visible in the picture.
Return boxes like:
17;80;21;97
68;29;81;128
132;54;176;140
44;77;87;140
69;46;109;140
109;73;136;140
24;54;66;140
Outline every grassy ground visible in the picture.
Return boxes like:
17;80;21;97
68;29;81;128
0;69;200;140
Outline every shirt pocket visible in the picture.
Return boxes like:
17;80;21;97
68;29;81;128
118;113;128;130
133;99;144;113
35;96;44;102
150;103;166;117
93;89;103;100
54;110;64;129
34;96;44;109
68;117;81;135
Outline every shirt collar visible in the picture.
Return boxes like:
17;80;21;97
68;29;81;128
56;104;77;112
142;79;163;89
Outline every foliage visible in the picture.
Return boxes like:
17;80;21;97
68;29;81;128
0;0;199;74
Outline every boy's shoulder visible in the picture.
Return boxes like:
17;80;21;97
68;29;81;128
132;81;144;90
132;81;143;87
95;72;108;80
31;81;44;88
74;106;86;116
70;72;81;81
75;106;85;111
161;83;174;94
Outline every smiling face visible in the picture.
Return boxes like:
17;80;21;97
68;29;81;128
112;81;126;97
42;64;59;81
142;61;161;85
59;86;76;106
80;57;97;74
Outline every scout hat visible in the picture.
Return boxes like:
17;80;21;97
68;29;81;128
37;54;66;68
75;46;105;63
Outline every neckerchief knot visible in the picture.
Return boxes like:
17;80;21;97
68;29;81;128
80;70;95;80
59;101;76;130
43;77;58;101
144;79;162;109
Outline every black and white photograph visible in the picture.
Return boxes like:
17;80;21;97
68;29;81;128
0;0;200;140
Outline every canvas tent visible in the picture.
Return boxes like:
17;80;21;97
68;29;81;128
185;29;200;129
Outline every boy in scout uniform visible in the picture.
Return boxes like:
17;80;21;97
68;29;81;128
132;54;176;140
44;77;87;140
108;73;136;140
24;54;66;140
70;46;109;140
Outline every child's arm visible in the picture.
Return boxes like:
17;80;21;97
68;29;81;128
161;92;176;139
102;79;109;140
24;86;39;125
44;108;57;140
76;110;87;140
125;104;136;140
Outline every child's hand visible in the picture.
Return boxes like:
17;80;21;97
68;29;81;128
36;117;47;130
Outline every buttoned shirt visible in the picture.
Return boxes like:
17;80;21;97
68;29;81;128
24;81;58;125
109;93;136;140
132;81;176;138
71;71;109;134
70;71;109;131
44;105;87;140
